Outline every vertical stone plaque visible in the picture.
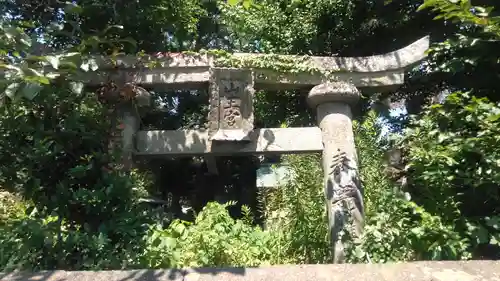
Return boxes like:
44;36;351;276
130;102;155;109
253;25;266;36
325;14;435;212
208;68;255;141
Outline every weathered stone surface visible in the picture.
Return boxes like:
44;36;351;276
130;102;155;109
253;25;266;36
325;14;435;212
3;261;500;281
81;37;429;91
307;82;363;263
119;103;140;170
231;36;429;73
208;68;255;141
89;37;428;73
83;67;405;91
307;82;361;108
135;127;323;156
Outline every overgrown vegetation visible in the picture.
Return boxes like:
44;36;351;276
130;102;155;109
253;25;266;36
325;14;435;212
1;0;500;271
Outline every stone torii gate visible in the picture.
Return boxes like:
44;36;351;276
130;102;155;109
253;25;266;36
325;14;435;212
87;36;429;263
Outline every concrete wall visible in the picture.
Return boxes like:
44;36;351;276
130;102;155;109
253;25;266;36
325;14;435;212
2;261;500;281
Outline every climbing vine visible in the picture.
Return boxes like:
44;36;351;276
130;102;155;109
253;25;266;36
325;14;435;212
107;48;342;83
209;50;320;74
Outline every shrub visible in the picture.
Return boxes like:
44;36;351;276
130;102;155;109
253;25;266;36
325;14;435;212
140;201;272;268
0;81;153;271
258;154;331;264
396;92;500;259
343;110;472;262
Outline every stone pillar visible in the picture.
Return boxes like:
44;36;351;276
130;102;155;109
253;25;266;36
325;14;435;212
307;82;364;263
116;86;151;171
119;103;139;170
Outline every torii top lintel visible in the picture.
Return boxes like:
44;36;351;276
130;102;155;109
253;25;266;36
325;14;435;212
88;36;429;91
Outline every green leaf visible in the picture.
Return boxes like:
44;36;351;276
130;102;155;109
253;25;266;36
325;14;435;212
34;76;51;85
19;33;32;47
485;217;500;230
59;60;78;69
172;222;186;235
242;0;252;9
417;3;430;12
80;61;89;72
3;26;19;39
47;22;64;32
487;113;500;122
20;83;43;100
60;52;81;58
69;164;92;177
64;2;83;14
4;83;20;98
490;236;499;245
45;56;60;69
24;67;45;77
81;59;99;72
89;59;99;71
476;226;490;244
159;236;176;248
69;82;84;95
101;25;124;35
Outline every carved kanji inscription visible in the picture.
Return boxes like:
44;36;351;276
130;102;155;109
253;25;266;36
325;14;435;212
208;68;254;141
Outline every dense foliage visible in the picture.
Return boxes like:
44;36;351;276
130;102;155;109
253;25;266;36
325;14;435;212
0;8;154;269
397;92;500;258
1;0;500;271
